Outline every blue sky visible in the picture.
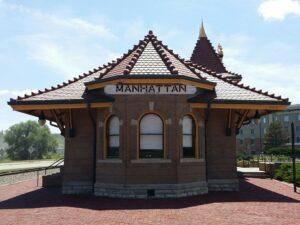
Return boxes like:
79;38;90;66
1;0;300;133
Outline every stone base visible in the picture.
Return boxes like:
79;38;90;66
207;179;239;191
94;182;208;198
62;182;93;194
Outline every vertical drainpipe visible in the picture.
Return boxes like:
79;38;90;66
87;103;97;193
204;102;211;182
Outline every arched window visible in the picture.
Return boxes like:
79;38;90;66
182;115;196;158
139;114;163;158
107;116;120;158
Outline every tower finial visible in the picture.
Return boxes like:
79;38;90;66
199;21;207;38
217;43;224;61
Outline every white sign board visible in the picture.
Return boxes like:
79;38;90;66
104;84;197;95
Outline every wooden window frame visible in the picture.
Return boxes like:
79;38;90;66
104;115;120;159
137;112;166;159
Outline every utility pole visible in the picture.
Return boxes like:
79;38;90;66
291;123;297;193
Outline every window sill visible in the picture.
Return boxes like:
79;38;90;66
131;159;172;164
180;158;204;163
97;159;123;163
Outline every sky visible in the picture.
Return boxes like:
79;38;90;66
0;0;300;133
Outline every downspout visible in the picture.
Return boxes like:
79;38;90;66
87;103;97;193
204;102;211;182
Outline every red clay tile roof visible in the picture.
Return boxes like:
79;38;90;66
186;62;289;103
8;30;289;106
190;23;229;75
190;36;227;73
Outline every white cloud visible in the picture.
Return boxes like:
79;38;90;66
0;89;59;132
2;2;114;38
0;1;119;78
258;0;300;21
224;57;300;104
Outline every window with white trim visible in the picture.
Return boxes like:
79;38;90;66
139;114;163;158
107;116;120;158
182;115;196;158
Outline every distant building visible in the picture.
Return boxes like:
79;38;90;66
236;104;300;154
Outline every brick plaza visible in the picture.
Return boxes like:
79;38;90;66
0;178;299;225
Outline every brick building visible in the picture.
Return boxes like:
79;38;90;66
8;24;289;198
236;104;300;154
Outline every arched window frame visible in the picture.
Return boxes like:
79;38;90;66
105;115;120;159
182;114;198;158
138;113;164;159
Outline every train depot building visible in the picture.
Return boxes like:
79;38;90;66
8;25;289;198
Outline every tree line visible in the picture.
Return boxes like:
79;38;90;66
0;120;64;160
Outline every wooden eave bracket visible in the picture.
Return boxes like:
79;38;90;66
225;109;232;136
68;109;75;137
236;110;249;134
51;109;65;135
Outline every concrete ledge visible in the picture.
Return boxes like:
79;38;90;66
97;159;123;163
62;182;93;195
208;179;239;191
130;159;172;164
94;181;208;198
0;168;60;186
180;158;204;163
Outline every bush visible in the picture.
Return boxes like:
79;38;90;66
274;163;300;186
267;146;300;157
236;152;254;161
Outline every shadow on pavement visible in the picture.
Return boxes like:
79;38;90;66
0;178;299;211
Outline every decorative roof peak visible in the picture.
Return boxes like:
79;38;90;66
199;22;207;38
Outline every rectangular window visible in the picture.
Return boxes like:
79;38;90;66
297;137;300;143
284;115;289;122
263;118;267;123
251;139;255;145
296;126;300;132
240;130;243;135
239;139;243;145
182;116;196;158
298;114;300;121
251;129;254;135
284;126;289;132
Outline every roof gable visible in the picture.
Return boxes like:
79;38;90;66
85;30;216;90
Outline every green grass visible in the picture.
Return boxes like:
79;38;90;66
274;163;300;187
0;167;39;173
0;158;62;163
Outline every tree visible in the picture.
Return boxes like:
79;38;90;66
4;121;58;160
264;121;289;150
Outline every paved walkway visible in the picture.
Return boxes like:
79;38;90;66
0;178;300;225
237;167;262;173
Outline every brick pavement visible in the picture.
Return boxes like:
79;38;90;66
0;178;299;225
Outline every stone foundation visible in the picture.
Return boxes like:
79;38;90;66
94;181;208;198
207;179;239;191
62;182;93;194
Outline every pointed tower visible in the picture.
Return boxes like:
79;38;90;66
190;23;226;73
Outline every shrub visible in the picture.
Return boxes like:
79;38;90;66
266;146;300;157
274;163;300;186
